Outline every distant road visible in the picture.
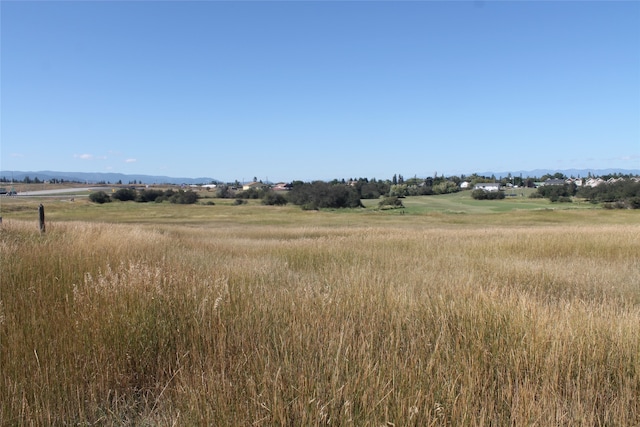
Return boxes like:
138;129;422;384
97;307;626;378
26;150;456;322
15;187;114;196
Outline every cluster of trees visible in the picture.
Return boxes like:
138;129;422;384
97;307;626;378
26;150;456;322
287;181;363;210
531;183;578;203
89;188;199;205
346;178;390;199
389;180;460;197
214;185;287;206
85;172;640;210
530;179;640;208
577;180;640;209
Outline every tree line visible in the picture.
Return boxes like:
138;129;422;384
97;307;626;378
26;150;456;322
83;173;640;210
529;180;640;208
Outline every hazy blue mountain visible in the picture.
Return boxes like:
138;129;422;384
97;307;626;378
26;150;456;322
0;170;217;185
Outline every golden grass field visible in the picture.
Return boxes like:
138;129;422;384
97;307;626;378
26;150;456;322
1;196;639;425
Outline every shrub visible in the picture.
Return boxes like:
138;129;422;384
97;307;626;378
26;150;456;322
168;190;199;204
628;197;640;209
262;192;288;206
88;191;111;204
136;189;164;203
472;190;505;200
215;185;234;199
378;196;404;209
111;188;137;201
236;187;267;199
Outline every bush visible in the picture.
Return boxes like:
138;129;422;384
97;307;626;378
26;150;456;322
168;190;199;204
236;187;267;199
136;189;164;203
472;190;505;200
262;192;288;206
215;185;234;199
111;188;137;201
378;196;404;209
628;197;640;209
233;199;246;205
88;191;111;204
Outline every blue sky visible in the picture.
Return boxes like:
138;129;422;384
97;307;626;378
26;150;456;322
2;1;639;182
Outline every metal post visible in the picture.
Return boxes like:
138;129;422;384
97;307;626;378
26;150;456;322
38;204;45;233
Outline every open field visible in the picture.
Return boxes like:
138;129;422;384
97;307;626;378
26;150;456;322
1;197;639;425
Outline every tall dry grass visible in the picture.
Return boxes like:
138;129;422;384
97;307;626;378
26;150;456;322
1;216;638;425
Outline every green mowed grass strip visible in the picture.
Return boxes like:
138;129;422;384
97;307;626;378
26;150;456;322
362;190;595;214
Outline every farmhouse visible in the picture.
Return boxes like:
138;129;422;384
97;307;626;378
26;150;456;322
242;181;266;191
272;182;291;191
473;183;501;192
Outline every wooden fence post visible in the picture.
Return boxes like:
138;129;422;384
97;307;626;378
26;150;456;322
38;204;45;233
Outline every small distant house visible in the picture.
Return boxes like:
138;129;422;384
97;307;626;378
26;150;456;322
460;181;470;189
272;182;291;191
242;182;266;191
474;183;501;192
586;178;604;187
543;179;566;186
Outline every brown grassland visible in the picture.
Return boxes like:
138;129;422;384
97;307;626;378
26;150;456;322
1;197;639;425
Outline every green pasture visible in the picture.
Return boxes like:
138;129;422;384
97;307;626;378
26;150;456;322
1;189;635;229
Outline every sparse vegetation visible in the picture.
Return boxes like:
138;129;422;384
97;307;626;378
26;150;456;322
1;201;638;425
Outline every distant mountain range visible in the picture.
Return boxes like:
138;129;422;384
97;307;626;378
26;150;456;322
0;168;638;185
0;170;216;185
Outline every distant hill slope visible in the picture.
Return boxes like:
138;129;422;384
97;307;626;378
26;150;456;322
0;170;217;185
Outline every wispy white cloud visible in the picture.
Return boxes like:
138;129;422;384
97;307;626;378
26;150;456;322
10;153;24;158
74;153;108;160
124;158;137;163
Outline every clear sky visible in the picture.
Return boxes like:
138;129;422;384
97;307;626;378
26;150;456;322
2;1;639;182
